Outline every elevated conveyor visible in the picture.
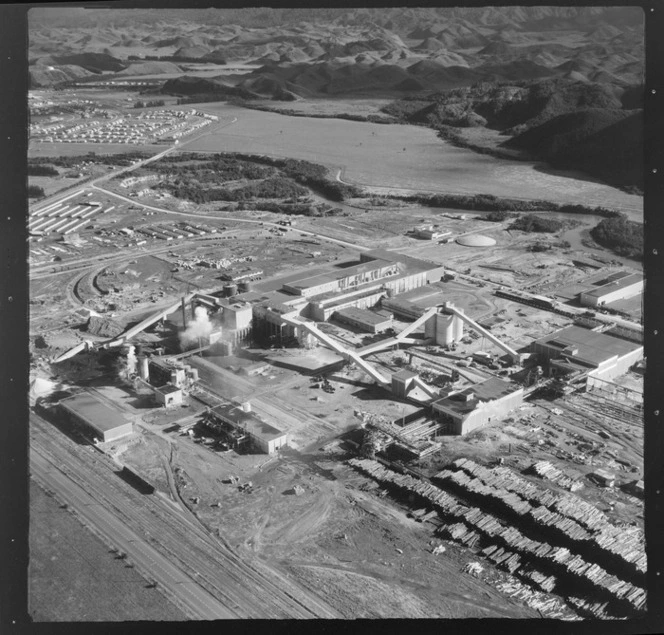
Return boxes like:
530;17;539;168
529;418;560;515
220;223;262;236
282;314;390;385
444;304;520;363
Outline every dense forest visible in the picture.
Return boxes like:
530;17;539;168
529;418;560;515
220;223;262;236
590;216;643;260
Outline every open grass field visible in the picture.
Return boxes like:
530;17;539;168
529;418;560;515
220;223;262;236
243;97;395;118
184;104;643;215
29;479;187;622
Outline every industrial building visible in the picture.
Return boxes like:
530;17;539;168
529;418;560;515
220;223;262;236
413;226;452;241
147;356;198;389
431;378;524;435
204;402;289;454
530;325;643;383
333;307;393;333
154;384;183;407
59;392;133;443
247;249;445;339
578;272;643;307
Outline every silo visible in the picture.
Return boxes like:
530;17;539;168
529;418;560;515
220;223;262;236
138;355;149;381
453;310;465;342
424;312;437;340
436;313;455;346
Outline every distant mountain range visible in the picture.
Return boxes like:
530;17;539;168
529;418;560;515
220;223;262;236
29;7;643;90
28;7;644;191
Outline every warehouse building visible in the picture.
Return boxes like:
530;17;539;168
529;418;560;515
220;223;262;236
333;307;393;333
205;402;289;454
431;378;524;436
59;392;133;443
530;325;643;383
579;272;643;307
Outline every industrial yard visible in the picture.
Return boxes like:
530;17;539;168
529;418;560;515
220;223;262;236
30;198;645;618
26;6;647;623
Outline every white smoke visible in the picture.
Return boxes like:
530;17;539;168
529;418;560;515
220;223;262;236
180;306;213;349
126;345;137;376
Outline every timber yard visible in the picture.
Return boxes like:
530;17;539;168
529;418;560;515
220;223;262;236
27;6;647;623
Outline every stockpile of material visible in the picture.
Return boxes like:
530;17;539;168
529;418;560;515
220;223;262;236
530;460;584;491
449;458;646;580
347;458;646;614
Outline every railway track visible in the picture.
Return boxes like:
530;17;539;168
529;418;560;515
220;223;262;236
30;413;340;619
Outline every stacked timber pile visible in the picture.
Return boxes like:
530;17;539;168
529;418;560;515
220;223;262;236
347;458;646;614
530;460;584;491
448;458;646;581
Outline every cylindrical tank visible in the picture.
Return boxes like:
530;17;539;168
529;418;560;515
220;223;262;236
224;283;238;297
424;313;437;340
239;281;252;293
241;401;251;412
435;313;454;346
453;313;464;341
138;356;149;381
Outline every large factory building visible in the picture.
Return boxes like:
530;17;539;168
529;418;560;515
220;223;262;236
205;403;289;454
531;325;643;383
431;378;524;435
59;392;133;443
578;272;643;308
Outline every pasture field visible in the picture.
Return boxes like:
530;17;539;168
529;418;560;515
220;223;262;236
243;97;395;118
29;480;187;622
183;104;643;216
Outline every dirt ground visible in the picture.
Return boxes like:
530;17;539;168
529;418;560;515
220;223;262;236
116;429;539;619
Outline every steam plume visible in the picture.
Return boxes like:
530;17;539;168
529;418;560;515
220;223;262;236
180;306;213;349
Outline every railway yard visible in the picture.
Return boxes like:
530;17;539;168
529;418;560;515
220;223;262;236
28;86;645;621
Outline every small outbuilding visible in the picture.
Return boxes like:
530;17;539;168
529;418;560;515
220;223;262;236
154;384;183;407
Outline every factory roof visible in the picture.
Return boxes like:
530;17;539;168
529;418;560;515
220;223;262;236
581;272;643;298
60;392;130;433
210;403;286;441
392;369;418;381
334;306;393;326
284;258;394;292
433;378;519;416
534;325;641;366
154;384;182;395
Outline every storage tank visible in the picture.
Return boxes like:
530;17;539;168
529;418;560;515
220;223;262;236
223;283;238;298
436;313;455;346
138;355;149;381
241;401;251;413
453;313;464;342
239;281;252;293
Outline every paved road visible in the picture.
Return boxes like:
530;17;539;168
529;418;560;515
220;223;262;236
30;445;232;620
29;116;239;216
91;182;369;251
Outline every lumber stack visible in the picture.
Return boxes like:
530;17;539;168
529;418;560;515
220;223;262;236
447;458;645;581
347;458;646;614
530;460;584;491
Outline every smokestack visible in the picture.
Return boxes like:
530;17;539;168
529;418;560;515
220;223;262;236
138;356;149;381
181;297;187;329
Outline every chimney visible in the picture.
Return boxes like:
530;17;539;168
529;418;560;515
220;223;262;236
181;297;187;328
138;356;149;381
